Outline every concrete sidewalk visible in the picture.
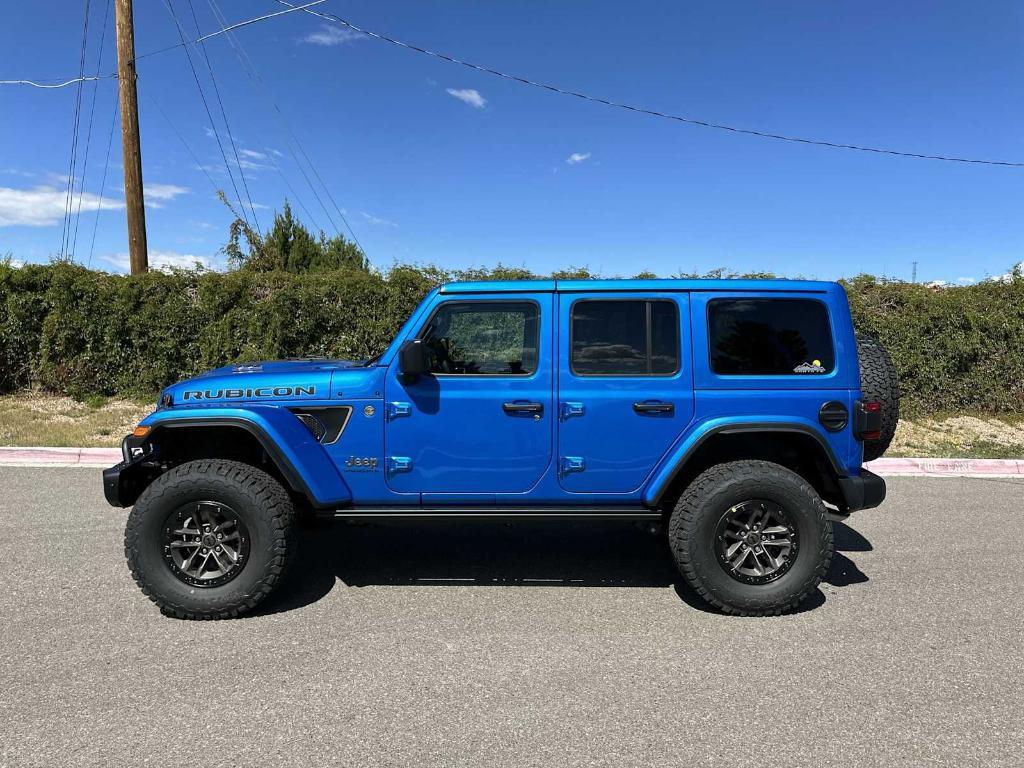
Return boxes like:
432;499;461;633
1;445;1022;476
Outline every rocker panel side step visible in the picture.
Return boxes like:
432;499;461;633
331;506;660;521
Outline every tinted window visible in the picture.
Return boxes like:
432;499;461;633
571;300;679;375
708;299;834;375
420;302;539;375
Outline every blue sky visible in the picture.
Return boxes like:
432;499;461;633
1;1;1022;282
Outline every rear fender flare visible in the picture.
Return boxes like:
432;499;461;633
643;418;843;507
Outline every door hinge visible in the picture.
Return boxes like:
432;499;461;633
559;456;585;476
387;456;413;474
387;401;412;421
560;401;585;420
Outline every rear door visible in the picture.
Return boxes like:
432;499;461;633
556;292;693;494
385;293;554;496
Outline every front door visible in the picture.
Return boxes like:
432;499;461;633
557;292;693;494
385;294;554;496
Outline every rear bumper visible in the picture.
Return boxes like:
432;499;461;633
838;469;886;512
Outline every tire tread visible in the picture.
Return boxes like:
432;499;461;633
668;460;833;616
124;459;293;620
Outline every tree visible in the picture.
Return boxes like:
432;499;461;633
222;196;369;273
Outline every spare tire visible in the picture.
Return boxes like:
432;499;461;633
856;333;899;462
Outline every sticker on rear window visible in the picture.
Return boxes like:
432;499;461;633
793;360;827;374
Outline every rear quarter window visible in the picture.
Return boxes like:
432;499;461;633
708;298;834;375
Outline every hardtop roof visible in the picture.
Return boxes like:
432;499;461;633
439;278;839;294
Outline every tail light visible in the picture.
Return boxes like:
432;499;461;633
855;400;882;441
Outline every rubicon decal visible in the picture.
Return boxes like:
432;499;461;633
182;386;316;400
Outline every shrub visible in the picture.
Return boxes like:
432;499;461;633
2;261;1023;414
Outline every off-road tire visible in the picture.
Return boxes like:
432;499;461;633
668;460;833;616
856;333;899;462
125;460;294;620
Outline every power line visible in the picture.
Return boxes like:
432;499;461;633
184;0;260;230
71;0;113;260
206;0;362;248
0;1;327;89
160;0;252;229
144;89;223;198
87;86;119;268
277;1;1024;169
60;0;93;260
135;0;327;63
0;75;114;88
205;0;323;233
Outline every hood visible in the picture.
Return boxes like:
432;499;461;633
162;358;365;406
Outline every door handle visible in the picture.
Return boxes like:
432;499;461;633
633;401;674;414
503;401;544;415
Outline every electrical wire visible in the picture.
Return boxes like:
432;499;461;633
88;87;120;268
184;0;260;230
61;0;93;260
135;0;327;63
144;88;222;198
0;1;327;89
206;0;359;245
205;0;323;233
71;0;113;260
160;0;252;229
277;1;1024;169
0;75;113;88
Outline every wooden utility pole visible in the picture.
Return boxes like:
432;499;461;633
114;0;148;274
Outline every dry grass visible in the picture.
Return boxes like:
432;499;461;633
889;415;1024;458
0;393;153;447
2;392;1023;457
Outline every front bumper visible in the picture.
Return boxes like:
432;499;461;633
102;434;152;507
838;468;886;512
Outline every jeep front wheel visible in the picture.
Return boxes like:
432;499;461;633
124;459;294;620
668;460;833;616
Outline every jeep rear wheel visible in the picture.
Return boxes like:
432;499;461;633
124;460;294;620
668;460;833;616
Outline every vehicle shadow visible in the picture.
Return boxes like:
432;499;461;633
255;518;871;617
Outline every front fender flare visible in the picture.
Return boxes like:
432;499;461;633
140;405;351;508
643;417;843;507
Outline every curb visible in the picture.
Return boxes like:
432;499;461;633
864;457;1024;478
0;447;122;467
0;447;1022;477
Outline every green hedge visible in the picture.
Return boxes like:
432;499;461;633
2;262;1024;414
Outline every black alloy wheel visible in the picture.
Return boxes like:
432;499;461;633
715;499;798;584
162;501;250;588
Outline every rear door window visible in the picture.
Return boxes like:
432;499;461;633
571;299;680;376
708;299;834;375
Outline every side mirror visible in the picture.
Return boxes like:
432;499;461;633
399;339;428;379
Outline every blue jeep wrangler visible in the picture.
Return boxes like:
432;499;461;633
104;279;896;619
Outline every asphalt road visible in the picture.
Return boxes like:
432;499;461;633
1;468;1022;767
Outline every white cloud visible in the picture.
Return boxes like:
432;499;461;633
146;183;189;201
101;250;218;273
239;149;266;161
0;185;123;227
566;152;591;165
361;211;398;227
303;24;365;46
446;88;486;109
955;277;976;285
